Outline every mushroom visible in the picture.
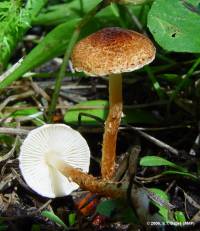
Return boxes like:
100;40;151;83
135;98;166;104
18;124;163;225
71;27;156;179
19;124;90;198
19;124;127;198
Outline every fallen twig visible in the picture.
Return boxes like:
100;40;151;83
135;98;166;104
0;127;29;135
126;125;179;155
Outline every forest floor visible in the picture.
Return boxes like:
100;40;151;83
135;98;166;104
1;23;200;231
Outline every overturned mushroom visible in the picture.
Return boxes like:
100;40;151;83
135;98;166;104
19;124;125;198
18;125;138;198
19;124;90;198
71;27;156;179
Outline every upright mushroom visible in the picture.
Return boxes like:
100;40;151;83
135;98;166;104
71;27;156;179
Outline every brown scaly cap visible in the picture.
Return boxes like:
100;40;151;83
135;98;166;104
71;27;156;76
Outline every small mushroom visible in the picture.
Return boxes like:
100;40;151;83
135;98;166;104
19;124;90;198
71;27;156;179
19;124;125;198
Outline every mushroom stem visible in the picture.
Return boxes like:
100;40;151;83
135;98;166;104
48;158;158;226
50;158;126;198
101;73;122;180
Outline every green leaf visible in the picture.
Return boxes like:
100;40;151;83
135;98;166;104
41;210;68;230
174;211;186;222
68;213;76;226
148;0;200;52
0;134;14;146
10;107;44;126
158;74;179;82
26;0;48;19
140;156;187;172
64;100;159;126
162;170;198;180
120;207;138;224
149;188;169;202
64;100;108;126
110;2;120;18
96;199;119;217
149;188;169;221
96;199;138;223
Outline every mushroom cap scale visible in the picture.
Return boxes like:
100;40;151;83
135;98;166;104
71;27;156;76
19;124;90;198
